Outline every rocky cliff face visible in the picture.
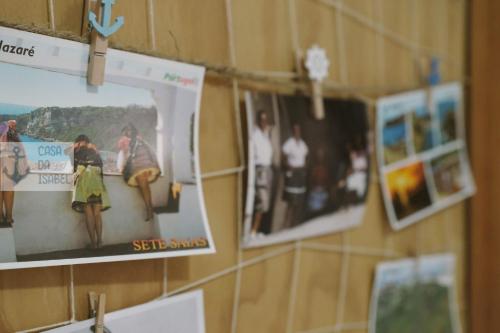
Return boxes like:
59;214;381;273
3;105;157;151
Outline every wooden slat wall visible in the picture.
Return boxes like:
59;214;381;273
0;1;468;332
470;0;500;332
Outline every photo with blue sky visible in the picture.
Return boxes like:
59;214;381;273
0;61;158;173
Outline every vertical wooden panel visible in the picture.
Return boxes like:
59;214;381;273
0;0;49;26
345;0;374;18
168;175;238;292
153;0;230;64
447;0;466;81
292;250;342;332
342;3;378;86
348;184;388;251
0;267;70;332
110;0;149;49
199;84;240;173
237;252;294;333
200;273;236;333
470;0;500;332
232;0;294;71
54;0;84;34
414;0;452;81
342;256;380;324
73;260;163;320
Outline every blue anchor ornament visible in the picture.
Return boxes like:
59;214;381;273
88;0;124;38
427;57;441;86
3;146;28;185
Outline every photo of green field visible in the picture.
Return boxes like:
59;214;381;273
372;255;458;333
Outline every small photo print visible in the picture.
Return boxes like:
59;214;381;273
243;93;370;247
411;106;434;153
377;84;474;229
382;112;408;165
369;254;460;333
437;99;458;145
385;162;432;221
430;151;465;200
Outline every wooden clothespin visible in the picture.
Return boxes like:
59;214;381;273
87;0;124;86
304;45;330;120
89;292;111;333
88;291;98;318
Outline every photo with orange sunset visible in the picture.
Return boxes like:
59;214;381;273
385;162;433;221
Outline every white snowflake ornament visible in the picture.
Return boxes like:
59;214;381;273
305;45;330;82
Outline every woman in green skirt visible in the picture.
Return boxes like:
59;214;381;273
68;135;110;249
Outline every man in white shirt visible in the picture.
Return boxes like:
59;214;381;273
251;111;273;237
282;124;309;228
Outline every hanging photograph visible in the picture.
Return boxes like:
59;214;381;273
369;254;461;333
243;92;370;248
0;27;214;269
45;290;205;333
376;83;475;230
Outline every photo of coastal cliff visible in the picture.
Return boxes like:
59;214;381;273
0;104;157;174
0;28;213;270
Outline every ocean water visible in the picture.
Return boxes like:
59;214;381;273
19;135;42;142
0;103;35;116
19;135;69;163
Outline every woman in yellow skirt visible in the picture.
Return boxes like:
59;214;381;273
69;135;110;249
117;124;160;222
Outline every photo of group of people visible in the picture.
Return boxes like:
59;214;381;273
369;254;460;333
377;83;475;230
0;27;213;269
243;92;370;247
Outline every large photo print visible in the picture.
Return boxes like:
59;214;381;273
243;93;370;247
0;27;214;269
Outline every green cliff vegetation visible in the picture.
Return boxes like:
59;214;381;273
0;105;157;151
376;281;454;333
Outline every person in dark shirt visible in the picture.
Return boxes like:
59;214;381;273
68;134;110;249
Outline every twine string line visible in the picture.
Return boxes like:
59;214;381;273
332;6;350;331
146;0;157;51
0;17;465;100
286;241;303;333
47;0;56;32
223;1;246;332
